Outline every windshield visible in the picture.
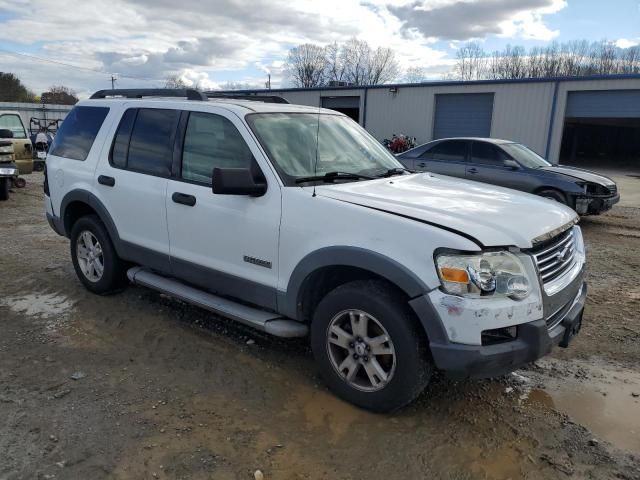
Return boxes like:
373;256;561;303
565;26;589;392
502;143;551;169
247;113;403;185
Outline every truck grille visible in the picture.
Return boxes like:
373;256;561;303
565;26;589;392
531;227;577;285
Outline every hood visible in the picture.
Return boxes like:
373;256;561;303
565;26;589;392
540;165;615;186
317;173;578;248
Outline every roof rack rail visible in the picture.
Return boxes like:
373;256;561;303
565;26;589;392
205;93;289;104
90;88;208;101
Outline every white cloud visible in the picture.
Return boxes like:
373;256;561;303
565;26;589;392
615;38;639;49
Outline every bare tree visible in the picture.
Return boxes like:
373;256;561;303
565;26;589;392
164;74;187;89
455;42;486;80
325;42;346;84
404;66;427;83
286;44;327;88
219;81;254;90
339;38;400;85
367;46;400;84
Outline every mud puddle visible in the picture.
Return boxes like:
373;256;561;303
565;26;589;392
525;361;640;452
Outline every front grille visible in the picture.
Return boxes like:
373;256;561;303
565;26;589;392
530;227;577;285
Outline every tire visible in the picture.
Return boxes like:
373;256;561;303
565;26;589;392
310;280;433;412
537;189;567;205
0;178;9;201
70;215;127;294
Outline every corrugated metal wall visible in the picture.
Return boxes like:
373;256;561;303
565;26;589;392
0;102;73;132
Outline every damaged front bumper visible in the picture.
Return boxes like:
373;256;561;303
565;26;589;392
575;193;620;215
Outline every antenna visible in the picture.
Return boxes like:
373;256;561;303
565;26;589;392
312;98;321;198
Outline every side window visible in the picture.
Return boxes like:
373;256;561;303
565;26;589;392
424;141;468;162
110;108;137;168
0;114;27;139
49;106;109;161
181;112;253;185
471;142;508;165
127;108;179;176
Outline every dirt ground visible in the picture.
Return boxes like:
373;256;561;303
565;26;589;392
1;173;639;480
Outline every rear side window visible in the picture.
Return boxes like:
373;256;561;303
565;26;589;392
182;112;253;185
49;106;109;161
127;109;179;176
424;140;468;162
471;142;509;165
109;108;179;176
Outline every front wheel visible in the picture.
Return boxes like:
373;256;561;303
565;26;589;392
537;189;567;205
311;280;432;412
0;178;9;201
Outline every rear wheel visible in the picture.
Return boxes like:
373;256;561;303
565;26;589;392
0;178;9;201
311;280;432;412
538;189;567;205
70;215;127;294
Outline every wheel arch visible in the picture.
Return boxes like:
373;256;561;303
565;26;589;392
279;247;430;323
60;189;122;254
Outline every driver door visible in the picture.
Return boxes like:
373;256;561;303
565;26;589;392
166;108;282;310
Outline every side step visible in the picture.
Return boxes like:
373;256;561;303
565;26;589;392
127;267;308;338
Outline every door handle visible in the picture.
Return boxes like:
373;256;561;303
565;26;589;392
172;192;196;206
467;168;478;174
98;175;115;187
417;162;427;168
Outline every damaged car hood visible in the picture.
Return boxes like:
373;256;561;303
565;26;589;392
317;173;578;248
540;165;616;187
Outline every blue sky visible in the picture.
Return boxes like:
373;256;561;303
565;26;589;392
0;0;639;97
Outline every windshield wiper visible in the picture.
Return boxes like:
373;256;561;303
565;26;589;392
295;171;374;184
374;167;414;178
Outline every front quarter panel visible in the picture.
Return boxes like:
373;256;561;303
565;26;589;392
278;187;481;307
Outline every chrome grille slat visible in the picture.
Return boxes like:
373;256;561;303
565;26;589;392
530;227;578;285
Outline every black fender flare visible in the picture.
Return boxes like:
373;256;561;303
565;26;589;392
59;189;123;255
278;246;431;320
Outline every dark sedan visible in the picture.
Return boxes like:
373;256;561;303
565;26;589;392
397;137;620;215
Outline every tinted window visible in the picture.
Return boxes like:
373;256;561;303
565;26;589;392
110;109;137;168
424;141;468;162
49;106;109;161
182;112;253;185
0;114;27;139
471;142;509;165
127;108;179;176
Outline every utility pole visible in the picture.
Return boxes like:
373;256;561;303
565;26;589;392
265;73;271;90
110;75;117;89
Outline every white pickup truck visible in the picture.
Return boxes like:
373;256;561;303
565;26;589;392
44;89;586;412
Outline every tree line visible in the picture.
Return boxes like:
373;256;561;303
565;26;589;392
453;40;640;81
0;72;78;104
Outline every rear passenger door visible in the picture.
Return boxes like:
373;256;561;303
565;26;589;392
413;140;469;179
165;108;282;310
94;106;178;272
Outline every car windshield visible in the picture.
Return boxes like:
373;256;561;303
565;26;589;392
502;143;551;168
247;113;403;185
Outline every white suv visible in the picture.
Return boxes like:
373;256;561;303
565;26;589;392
44;89;587;412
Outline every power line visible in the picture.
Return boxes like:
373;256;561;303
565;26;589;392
0;48;162;83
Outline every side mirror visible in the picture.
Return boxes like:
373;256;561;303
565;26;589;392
0;129;13;139
504;159;520;170
212;168;267;197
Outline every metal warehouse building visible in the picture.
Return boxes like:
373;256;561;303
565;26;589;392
230;74;640;169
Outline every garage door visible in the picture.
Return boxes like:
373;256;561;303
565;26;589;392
433;93;494;139
566;90;640;118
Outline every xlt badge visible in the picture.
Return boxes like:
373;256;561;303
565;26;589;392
243;255;272;269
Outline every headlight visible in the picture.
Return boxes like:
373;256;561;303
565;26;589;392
436;251;531;300
0;167;17;175
0;146;13;153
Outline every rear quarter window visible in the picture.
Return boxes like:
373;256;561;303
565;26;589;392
49;106;110;161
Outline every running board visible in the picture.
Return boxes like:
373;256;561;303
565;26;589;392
127;267;308;338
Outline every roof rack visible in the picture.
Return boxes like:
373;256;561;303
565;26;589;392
205;93;289;104
90;88;208;101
